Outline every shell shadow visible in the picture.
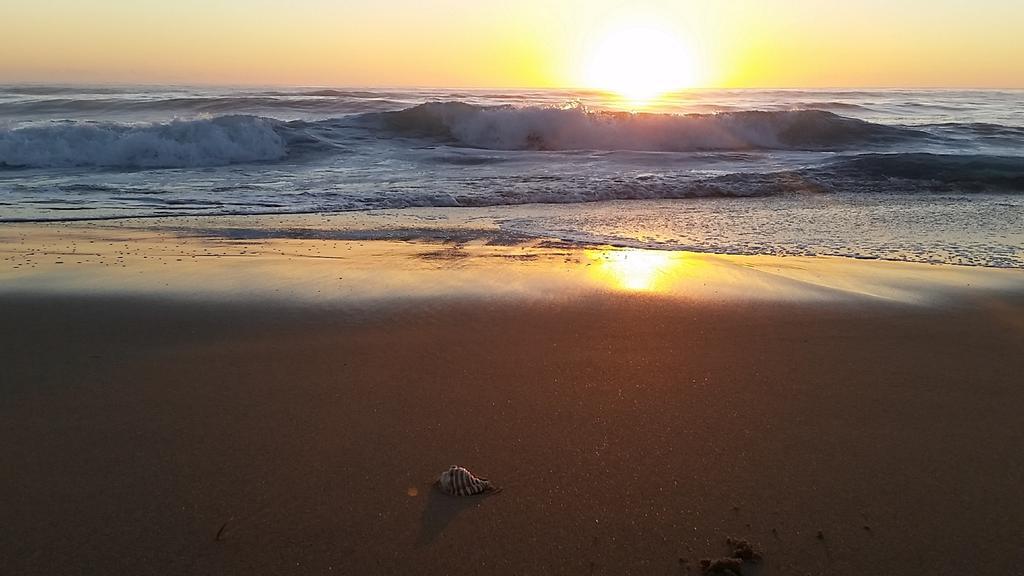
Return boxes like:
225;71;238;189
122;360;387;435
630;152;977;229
416;486;498;546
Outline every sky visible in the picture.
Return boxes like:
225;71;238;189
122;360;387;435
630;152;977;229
2;0;1023;89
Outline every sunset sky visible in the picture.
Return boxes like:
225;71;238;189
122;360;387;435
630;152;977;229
2;0;1022;89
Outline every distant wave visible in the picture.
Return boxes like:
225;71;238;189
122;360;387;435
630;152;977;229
0;85;399;97
793;101;872;111
923;121;1024;143
291;89;393;98
0;85;130;96
0;116;286;168
0;96;403;117
363;102;922;151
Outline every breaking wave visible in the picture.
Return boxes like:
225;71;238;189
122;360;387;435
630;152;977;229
3;102;1021;176
0;116;287;168
364;102;923;151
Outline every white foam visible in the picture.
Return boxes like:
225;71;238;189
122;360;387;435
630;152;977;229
0;116;287;168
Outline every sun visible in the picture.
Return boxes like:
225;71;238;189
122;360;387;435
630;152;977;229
584;23;698;105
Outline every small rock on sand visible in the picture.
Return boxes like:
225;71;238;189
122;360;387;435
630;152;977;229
726;537;762;562
700;557;744;575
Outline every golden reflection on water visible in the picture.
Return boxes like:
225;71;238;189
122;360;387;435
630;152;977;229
599;92;676;113
585;248;699;292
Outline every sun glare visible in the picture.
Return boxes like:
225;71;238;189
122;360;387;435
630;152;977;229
587;249;680;292
584;24;698;105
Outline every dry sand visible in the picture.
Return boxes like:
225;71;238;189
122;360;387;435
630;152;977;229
1;221;1023;575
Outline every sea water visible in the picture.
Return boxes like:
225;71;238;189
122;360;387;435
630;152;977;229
1;86;1021;266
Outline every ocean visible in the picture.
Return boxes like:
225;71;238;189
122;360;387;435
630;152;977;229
1;86;1021;266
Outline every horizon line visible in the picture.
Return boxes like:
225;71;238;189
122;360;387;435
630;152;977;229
1;80;1023;92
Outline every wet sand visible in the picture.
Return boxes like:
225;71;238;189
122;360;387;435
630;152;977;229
2;221;1023;575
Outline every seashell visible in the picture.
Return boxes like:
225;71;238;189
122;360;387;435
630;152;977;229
436;465;498;496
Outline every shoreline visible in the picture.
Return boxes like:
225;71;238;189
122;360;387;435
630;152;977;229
3;218;1023;305
3;193;1023;269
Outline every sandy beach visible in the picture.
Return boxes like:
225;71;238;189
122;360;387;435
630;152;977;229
5;0;1024;571
2;220;1023;575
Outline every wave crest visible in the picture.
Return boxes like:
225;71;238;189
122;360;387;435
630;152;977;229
366;102;920;151
0;116;287;168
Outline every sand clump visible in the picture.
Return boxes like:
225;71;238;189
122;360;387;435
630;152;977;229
700;557;745;575
699;537;763;575
726;537;762;562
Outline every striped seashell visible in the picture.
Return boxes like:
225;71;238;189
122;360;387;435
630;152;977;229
436;465;497;496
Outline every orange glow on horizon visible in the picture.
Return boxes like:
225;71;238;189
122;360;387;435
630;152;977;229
0;0;1021;89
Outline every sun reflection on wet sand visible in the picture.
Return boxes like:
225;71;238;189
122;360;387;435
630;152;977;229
585;248;701;292
3;222;1023;306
